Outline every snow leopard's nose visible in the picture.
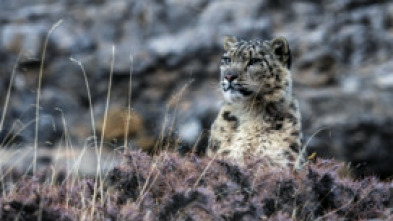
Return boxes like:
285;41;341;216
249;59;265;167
224;70;239;82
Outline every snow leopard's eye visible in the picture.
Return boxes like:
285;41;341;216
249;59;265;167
221;56;231;65
248;58;262;66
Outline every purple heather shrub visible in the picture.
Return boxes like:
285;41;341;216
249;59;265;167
0;151;392;220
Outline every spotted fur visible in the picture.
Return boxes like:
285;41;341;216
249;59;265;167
208;36;303;169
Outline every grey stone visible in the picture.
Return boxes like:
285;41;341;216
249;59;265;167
14;3;65;22
1;24;48;56
50;23;95;55
374;74;393;90
179;119;202;144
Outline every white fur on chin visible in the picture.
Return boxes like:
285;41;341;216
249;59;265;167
223;90;246;103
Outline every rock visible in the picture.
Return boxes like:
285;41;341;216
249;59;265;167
148;28;215;67
198;1;266;25
17;57;42;72
45;59;93;104
16;112;63;148
0;128;24;147
306;116;393;178
13;3;65;22
371;61;393;90
374;74;393;90
96;40;147;75
3;85;77;147
326;0;389;12
96;106;155;151
294;48;339;87
340;76;361;93
96;106;143;142
49;23;96;55
1;24;48;56
327;4;393;65
179;119;202;145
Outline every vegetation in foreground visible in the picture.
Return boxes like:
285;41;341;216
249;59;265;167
0;150;392;221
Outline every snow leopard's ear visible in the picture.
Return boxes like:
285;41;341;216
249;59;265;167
270;37;291;69
223;36;238;51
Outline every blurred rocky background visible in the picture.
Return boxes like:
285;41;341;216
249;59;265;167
1;0;393;177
